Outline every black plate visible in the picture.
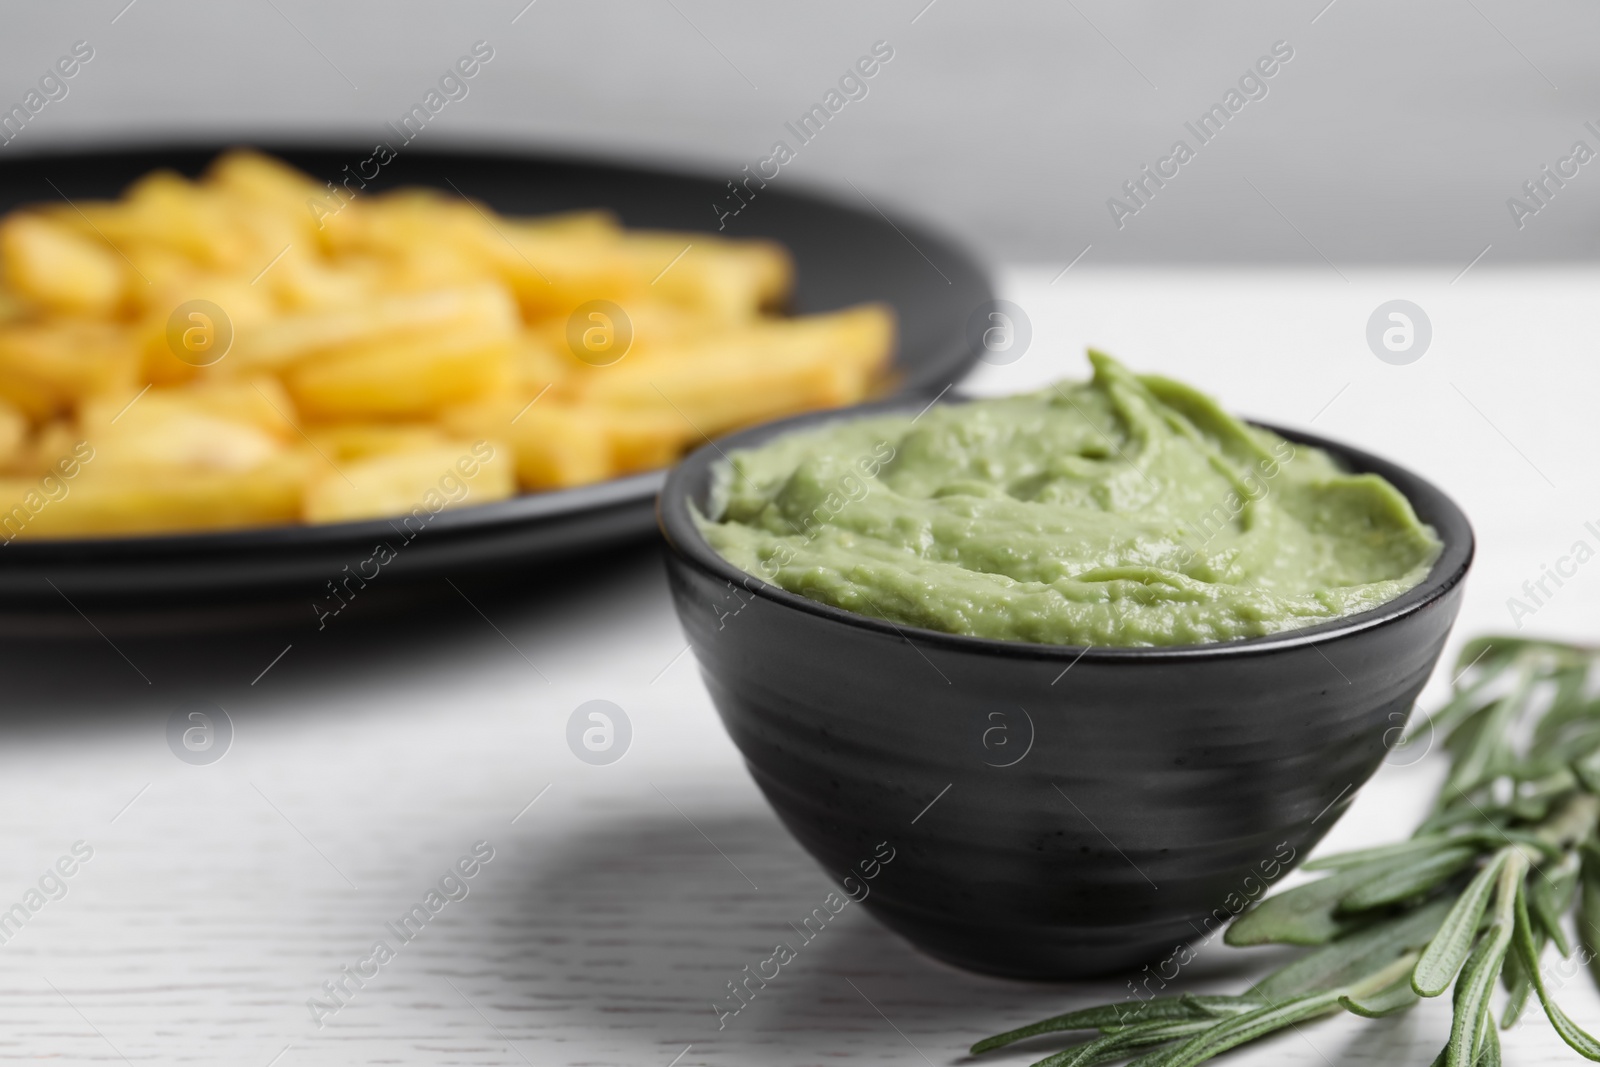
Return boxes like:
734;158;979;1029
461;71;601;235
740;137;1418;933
0;143;991;633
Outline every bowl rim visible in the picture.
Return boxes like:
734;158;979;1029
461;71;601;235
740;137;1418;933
656;394;1475;663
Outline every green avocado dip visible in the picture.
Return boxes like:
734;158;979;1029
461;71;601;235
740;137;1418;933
693;352;1443;647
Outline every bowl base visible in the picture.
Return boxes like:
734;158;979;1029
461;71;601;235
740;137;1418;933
861;896;1198;981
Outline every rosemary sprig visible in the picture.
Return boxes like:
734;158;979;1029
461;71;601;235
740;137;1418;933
974;636;1600;1067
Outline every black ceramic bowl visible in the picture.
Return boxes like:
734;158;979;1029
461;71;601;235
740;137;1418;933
657;398;1473;979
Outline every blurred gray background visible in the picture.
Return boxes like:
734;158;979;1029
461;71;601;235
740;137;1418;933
3;0;1597;267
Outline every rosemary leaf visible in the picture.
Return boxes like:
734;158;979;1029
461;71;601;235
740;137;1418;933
1422;644;1514;741
1532;666;1596;749
1499;962;1532;1030
1496;829;1567;863
969;997;1222;1053
1125;1042;1195;1067
1024;1019;1214;1067
1303;833;1482;872
1153;989;1348;1067
1445;670;1531;798
1512;879;1600;1061
1339;973;1420;1018
1174;995;1265;1020
1461;636;1591;672
1498;885;1547;1029
1575;748;1600;796
1413;850;1513;997
1532;859;1578;957
1415;795;1510;838
1540;730;1600;779
1225;858;1411;946
1580;847;1600;990
1253;901;1448;1001
1338;845;1479;911
1442;854;1522;1066
1475;1010;1502;1067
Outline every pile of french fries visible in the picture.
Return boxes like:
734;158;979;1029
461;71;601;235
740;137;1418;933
0;150;895;538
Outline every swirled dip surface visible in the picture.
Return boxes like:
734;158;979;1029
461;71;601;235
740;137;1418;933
694;352;1442;647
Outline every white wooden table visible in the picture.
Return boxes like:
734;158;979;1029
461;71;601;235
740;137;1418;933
3;266;1596;1066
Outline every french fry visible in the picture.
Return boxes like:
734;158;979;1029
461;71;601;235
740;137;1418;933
526;299;727;367
436;391;522;437
479;402;612;491
117;170;259;271
26;420;81;478
571;303;894;433
616;232;792;320
119;242;207;299
0;288;27;324
224;284;514;374
320;189;484;250
599;407;704;474
285;318;514;420
447;394;701;476
79;411;286;477
0;398;25;471
302;439;512;523
38;173;251;273
420;393;617;491
80;378;300;446
0;321;141;419
0;213;127;315
256;248;388;312
0;453;309;539
316;190;519;293
507;332;570;394
138;275;279;384
306;422;452;463
205;149;327;214
323;191;621;274
495;230;641;321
